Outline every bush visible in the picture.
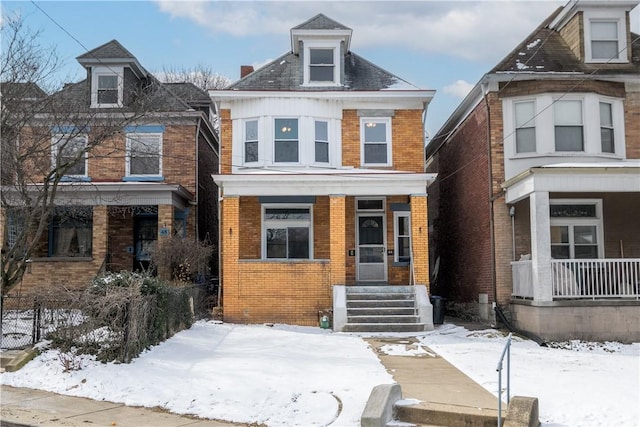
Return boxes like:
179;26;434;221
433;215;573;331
50;272;194;363
149;236;213;283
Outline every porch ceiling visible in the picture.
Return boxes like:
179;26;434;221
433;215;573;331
503;163;640;203
213;172;435;196
3;182;194;209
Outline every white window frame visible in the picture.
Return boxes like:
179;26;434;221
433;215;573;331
261;204;313;260
393;211;411;263
126;132;163;177
314;119;330;164
554;99;584;152
51;134;88;178
273;117;300;164
550;199;604;259
302;40;341;87
584;12;627;63
514;100;537;154
360;117;392;167
599;101;615;154
244;118;259;164
90;66;124;108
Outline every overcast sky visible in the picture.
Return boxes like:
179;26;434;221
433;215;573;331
3;1;639;133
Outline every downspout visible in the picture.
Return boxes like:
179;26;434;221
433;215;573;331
481;80;498;310
214;100;222;308
194;117;201;239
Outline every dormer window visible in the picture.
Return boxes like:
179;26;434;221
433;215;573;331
583;9;628;63
91;66;123;108
309;49;334;82
302;41;340;86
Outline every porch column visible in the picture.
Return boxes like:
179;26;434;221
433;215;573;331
410;193;429;288
329;194;346;285
92;205;109;264
530;191;553;301
157;204;173;240
221;196;240;319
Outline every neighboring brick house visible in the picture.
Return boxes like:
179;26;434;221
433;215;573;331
210;15;436;329
426;0;640;342
1;40;219;293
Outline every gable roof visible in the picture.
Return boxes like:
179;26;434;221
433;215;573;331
0;82;47;100
292;13;351;31
76;39;147;77
491;7;640;75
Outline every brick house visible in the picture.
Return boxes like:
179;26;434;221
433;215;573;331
426;0;640;342
1;40;219;293
210;15;436;331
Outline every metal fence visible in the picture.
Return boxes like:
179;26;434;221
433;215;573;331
1;281;218;351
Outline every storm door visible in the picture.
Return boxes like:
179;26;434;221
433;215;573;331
356;198;387;282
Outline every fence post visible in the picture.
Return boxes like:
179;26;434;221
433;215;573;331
122;300;131;363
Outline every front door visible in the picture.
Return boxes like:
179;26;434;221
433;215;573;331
357;213;387;282
134;216;157;271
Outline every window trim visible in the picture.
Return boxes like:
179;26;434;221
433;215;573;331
48;206;93;258
393;211;411;264
584;14;627;63
51;133;89;179
549;199;604;259
314;119;330;164
90;66;124;108
553;99;584;152
302;40;341;87
599;101;615;154
125;132;163;178
261;203;313;260
360;117;392;167
273;117;300;164
514;100;537;154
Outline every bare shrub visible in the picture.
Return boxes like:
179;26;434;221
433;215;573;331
149;236;213;283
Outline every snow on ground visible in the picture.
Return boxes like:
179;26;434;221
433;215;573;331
418;324;640;427
2;320;639;427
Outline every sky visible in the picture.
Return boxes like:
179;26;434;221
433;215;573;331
2;320;639;426
2;1;639;134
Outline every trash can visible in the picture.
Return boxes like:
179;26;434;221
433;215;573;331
430;296;447;325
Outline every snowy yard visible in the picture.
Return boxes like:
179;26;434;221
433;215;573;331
1;320;638;426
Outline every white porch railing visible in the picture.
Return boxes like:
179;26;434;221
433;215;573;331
511;259;640;300
511;260;533;299
552;259;640;300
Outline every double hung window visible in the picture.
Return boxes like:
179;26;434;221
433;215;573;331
554;100;584;151
274;118;299;163
361;118;391;166
599;102;615;153
393;212;411;263
126;133;162;176
309;49;335;82
244;119;259;163
263;206;311;259
52;134;88;177
315;120;329;163
514;101;536;153
590;21;619;61
97;75;118;104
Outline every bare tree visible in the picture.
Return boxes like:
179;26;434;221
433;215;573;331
158;64;231;91
1;14;167;295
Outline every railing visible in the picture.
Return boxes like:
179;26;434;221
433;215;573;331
496;333;513;427
552;259;640;300
511;260;533;298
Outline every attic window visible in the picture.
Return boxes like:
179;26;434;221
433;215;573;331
98;75;118;104
590;21;619;60
309;49;334;82
584;11;627;63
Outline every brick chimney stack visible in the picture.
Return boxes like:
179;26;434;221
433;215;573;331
240;65;254;78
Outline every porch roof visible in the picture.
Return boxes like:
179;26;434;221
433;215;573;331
213;170;436;196
503;161;640;203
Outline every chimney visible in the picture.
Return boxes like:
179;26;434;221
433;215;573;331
240;65;254;78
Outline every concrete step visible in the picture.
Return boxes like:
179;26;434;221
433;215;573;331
347;300;416;308
347;292;414;300
394;402;500;427
347;315;421;324
348;285;416;293
348;307;417;316
343;323;427;333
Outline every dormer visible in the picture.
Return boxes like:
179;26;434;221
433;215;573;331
76;40;147;108
550;0;638;63
290;14;352;87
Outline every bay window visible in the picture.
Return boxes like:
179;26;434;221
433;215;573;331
274;118;299;163
554;100;583;152
514;101;536;153
315;120;329;163
245;119;259;163
599;102;615;153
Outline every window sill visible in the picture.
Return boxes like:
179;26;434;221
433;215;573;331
31;256;93;262
239;258;329;264
510;152;623;160
392;261;410;267
122;176;165;182
60;176;91;182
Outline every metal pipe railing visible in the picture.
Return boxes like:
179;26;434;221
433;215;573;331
496;333;513;426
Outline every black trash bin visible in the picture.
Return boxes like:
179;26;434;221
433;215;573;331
430;296;447;324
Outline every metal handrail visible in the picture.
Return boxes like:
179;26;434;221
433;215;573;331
496;333;513;426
